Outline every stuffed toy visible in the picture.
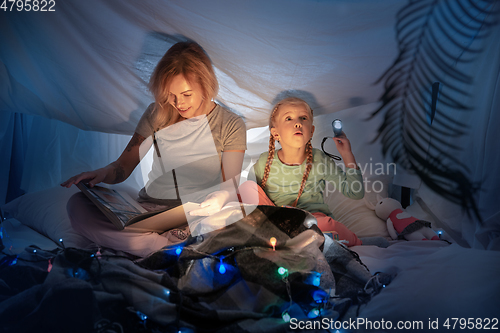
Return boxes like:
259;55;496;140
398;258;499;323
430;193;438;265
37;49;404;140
367;194;439;241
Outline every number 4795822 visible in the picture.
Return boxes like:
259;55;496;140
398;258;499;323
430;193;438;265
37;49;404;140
443;318;498;330
1;0;56;12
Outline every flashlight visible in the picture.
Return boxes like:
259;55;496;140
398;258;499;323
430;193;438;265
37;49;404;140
332;119;342;137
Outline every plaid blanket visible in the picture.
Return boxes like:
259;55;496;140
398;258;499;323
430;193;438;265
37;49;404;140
0;205;390;333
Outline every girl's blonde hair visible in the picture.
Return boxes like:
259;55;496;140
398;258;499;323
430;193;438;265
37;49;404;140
148;42;219;129
261;97;314;207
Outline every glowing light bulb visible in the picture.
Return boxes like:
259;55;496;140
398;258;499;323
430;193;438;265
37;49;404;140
270;237;277;251
278;267;288;276
308;308;320;318
312;290;328;303
307;271;322;287
218;258;226;274
282;311;291;322
175;247;182;255
1;255;19;267
136;311;148;321
312;275;321;287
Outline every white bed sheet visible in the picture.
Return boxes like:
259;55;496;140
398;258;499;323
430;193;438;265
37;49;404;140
353;241;500;331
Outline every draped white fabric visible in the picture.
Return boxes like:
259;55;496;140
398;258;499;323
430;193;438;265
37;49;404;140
415;29;500;250
0;0;401;131
1;0;499;249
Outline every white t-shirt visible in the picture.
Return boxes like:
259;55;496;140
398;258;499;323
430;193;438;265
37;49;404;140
135;103;246;203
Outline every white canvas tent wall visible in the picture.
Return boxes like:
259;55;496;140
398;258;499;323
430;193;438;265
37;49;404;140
1;0;499;250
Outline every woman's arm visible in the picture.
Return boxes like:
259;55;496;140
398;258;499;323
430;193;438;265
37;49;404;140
221;149;245;196
61;132;151;188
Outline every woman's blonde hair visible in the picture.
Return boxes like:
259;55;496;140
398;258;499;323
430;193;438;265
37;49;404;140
261;97;314;207
148;42;219;129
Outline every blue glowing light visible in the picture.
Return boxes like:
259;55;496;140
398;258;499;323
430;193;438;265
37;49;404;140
312;275;321;286
278;267;288;276
306;271;322;287
71;267;90;280
175;247;182;255
0;255;18;268
383;285;386;288
312;289;328;303
438;231;443;235
59;238;63;242
308;308;320;319
136;311;148;321
282;311;291;322
218;257;227;274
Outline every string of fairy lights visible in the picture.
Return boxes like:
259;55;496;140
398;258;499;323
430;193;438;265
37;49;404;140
1;211;400;331
1;224;336;329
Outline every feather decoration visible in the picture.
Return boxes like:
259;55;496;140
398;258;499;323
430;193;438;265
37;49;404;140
371;0;499;221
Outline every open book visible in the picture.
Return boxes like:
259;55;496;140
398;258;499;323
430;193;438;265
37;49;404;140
76;182;200;233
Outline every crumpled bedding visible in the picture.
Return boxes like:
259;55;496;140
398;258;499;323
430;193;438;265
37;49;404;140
0;205;391;333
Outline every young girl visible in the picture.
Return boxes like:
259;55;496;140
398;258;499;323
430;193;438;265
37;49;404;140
62;42;246;257
241;97;364;247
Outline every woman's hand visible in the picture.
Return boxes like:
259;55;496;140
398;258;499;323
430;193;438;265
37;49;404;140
60;133;147;189
189;190;230;216
60;167;109;188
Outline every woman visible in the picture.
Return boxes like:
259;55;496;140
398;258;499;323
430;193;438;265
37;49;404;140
62;42;246;257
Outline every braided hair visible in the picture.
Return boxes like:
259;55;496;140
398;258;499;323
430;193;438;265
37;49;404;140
260;97;314;207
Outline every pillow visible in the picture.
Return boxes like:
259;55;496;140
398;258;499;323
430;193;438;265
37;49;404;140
1;186;93;248
324;176;391;238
